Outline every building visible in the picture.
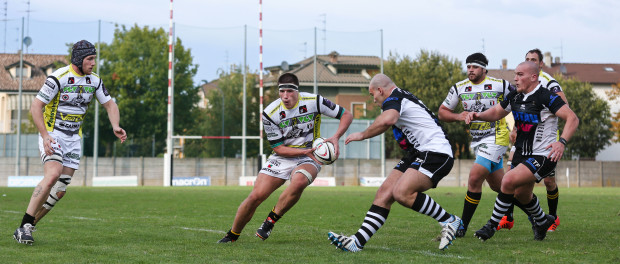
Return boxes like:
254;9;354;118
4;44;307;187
263;51;381;118
0;53;67;133
488;53;620;161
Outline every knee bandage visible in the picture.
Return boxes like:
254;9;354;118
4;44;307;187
43;174;72;210
294;169;314;185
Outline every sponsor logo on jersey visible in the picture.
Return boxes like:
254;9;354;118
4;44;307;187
322;98;337;110
296;113;314;124
86;77;91;84
299;105;307;114
59;122;80;129
513;111;539;123
279;119;290;128
465;86;472;92
68;77;75;84
38;91;50;101
60;113;84;122
62;94;69;101
45;80;56;89
280;111;286;119
484;84;492;90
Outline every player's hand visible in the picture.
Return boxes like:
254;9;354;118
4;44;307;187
304;147;324;165
509;129;517;144
324;137;340;158
43;135;56;156
464;112;477;124
345;132;364;145
545;142;565;162
114;127;127;143
458;111;470;121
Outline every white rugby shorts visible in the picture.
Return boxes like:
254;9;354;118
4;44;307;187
259;154;322;181
38;131;82;170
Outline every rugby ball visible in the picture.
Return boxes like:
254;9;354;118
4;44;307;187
312;138;337;165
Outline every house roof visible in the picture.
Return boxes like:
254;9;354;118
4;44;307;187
0;53;68;92
488;63;620;85
263;52;381;87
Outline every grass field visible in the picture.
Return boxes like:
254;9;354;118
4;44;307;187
1;186;619;263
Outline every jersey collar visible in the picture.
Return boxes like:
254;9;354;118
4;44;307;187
69;64;85;77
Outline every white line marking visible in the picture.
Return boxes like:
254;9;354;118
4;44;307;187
373;246;470;259
173;226;226;234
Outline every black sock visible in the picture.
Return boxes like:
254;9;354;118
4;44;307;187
20;213;35;228
461;191;482;229
267;208;282;223
226;229;240;240
505;203;515;221
547;187;559;217
353;204;389;247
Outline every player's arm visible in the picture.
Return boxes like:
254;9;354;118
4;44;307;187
345;109;399;144
438;104;468;122
30;98;55;156
324;109;352;157
102;99;127;143
465;104;509;124
545;105;579;162
555;91;569;107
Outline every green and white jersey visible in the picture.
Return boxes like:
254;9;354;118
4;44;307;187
262;92;344;149
443;76;511;148
35;65;112;140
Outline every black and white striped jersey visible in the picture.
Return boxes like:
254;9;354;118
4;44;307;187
501;85;566;156
383;88;453;157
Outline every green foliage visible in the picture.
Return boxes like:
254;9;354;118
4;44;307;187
379;50;471;158
1;186;619;263
607;83;620;142
183;68;262;158
81;24;198;157
556;75;613;158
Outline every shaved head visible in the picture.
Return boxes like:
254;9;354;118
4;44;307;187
518;61;539;75
370;73;395;90
514;61;540;93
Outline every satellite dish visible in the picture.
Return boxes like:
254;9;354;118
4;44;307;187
281;61;289;71
23;36;32;47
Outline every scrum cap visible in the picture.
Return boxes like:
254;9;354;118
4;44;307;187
71;40;96;72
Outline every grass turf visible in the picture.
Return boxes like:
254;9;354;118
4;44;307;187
1;186;619;263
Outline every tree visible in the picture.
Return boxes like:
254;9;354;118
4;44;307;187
81;24;199;157
607;82;620;142
182;67;264;158
374;50;471;158
557;76;613;158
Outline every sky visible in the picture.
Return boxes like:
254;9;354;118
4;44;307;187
3;0;620;84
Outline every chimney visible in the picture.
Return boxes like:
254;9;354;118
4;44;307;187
328;51;339;64
554;57;561;65
543;52;552;67
502;59;507;70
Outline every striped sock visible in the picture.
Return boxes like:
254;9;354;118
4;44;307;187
411;193;451;222
489;192;514;227
525;194;548;225
353;204;389;247
461;191;482;228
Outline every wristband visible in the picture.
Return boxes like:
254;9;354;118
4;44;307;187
558;137;567;146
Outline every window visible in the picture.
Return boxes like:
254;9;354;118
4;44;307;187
604;67;614;72
351;102;366;118
338;68;361;74
11;65;31;79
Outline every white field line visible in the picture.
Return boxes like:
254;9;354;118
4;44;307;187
373;246;470;259
173;226;226;234
1;210;104;221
